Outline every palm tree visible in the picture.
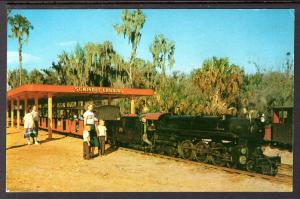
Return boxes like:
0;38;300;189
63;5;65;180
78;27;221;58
27;69;45;84
192;57;244;115
8;68;29;89
8;14;33;86
150;34;175;79
114;9;146;86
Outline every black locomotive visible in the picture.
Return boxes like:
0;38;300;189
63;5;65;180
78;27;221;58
95;106;281;176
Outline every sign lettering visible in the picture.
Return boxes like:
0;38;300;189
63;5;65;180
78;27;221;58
74;87;123;94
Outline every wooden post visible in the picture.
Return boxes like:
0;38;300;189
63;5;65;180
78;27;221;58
24;97;28;114
82;101;85;115
11;99;14;128
48;94;53;139
75;101;78;116
6;99;9;127
108;96;112;105
130;98;135;115
16;98;20;129
34;96;39;111
34;96;39;130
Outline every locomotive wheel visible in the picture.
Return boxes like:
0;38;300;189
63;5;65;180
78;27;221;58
194;141;209;162
178;140;194;160
211;143;226;167
163;146;176;157
260;159;278;176
158;145;165;155
246;160;256;172
225;152;237;169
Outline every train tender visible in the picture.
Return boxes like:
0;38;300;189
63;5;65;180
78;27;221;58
263;106;293;149
95;107;281;176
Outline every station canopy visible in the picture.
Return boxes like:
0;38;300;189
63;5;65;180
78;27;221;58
7;84;154;101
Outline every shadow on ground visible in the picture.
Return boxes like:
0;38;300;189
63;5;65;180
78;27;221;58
104;146;119;155
6;136;67;150
6;131;23;135
88;146;119;159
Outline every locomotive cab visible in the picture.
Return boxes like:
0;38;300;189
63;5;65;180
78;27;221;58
94;105;122;146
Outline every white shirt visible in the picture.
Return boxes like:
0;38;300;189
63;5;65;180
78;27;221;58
97;125;107;137
24;113;34;129
83;111;95;125
83;130;90;142
31;110;39;121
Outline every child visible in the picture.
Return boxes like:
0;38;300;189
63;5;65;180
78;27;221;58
96;119;107;156
83;126;91;160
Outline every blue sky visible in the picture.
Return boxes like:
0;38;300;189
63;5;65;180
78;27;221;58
7;9;294;74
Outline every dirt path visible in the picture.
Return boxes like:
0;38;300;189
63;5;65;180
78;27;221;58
6;127;293;192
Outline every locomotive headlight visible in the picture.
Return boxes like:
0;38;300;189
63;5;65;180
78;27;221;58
239;156;247;165
240;147;248;155
260;117;265;123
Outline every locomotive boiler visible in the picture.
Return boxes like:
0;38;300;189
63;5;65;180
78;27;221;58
152;114;280;175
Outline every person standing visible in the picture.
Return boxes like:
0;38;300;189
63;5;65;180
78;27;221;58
96;119;107;156
82;126;91;160
31;105;39;142
23;106;39;145
83;103;99;157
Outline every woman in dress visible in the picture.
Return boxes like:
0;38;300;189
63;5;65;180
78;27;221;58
83;103;99;157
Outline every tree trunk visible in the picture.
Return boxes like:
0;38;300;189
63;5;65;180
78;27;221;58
129;64;132;87
18;39;23;86
129;44;137;88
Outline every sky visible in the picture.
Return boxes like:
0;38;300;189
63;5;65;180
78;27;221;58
7;9;295;74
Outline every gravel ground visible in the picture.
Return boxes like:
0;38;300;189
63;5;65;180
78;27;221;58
6;127;293;192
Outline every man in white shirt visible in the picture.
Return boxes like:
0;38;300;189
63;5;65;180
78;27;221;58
24;107;39;145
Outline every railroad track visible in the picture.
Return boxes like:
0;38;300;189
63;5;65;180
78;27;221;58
119;147;293;185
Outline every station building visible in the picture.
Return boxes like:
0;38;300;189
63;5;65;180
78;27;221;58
6;84;154;138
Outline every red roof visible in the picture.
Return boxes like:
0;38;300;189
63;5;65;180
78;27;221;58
7;84;154;100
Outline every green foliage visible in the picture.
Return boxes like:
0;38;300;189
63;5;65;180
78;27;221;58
192;57;244;115
8;68;28;89
42;68;60;85
239;53;294;118
243;71;294;118
7;10;294;118
150;34;175;78
27;69;45;84
40;42;128;87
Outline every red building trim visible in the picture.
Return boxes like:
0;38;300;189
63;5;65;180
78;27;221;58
7;84;154;99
